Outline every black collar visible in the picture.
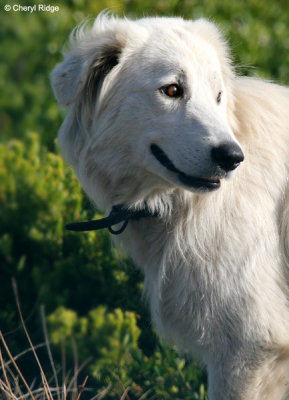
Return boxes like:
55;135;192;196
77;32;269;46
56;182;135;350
65;204;158;235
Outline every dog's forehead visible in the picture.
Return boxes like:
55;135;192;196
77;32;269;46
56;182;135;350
124;23;221;82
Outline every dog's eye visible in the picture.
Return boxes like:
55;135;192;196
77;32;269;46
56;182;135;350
216;91;222;104
160;84;183;98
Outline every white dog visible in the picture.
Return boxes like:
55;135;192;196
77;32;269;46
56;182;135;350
52;13;289;400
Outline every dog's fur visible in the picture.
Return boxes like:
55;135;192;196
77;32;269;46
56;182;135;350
52;14;289;399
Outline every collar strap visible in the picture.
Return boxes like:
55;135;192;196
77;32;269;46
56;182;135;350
65;204;157;235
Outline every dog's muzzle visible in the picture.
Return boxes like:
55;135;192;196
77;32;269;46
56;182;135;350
150;142;244;190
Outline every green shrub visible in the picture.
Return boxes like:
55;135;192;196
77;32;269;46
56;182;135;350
0;132;144;326
48;305;207;399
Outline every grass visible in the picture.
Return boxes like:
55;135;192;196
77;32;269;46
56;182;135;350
0;279;93;400
0;280;153;400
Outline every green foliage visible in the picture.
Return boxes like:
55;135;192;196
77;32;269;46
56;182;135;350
0;132;144;324
1;0;289;398
48;306;207;399
48;306;141;377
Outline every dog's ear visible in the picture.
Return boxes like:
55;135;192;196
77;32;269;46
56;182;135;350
51;52;86;106
51;22;124;106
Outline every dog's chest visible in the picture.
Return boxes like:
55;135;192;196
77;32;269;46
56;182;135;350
122;206;284;353
123;217;253;345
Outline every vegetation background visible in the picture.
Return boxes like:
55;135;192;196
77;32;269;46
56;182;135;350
1;0;289;398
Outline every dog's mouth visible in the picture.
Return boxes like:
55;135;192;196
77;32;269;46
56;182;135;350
150;144;221;190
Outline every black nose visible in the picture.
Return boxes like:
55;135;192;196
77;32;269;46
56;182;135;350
211;142;244;172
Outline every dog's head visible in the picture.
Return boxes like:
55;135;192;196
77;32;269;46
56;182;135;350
52;14;243;210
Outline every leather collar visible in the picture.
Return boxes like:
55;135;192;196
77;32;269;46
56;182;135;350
65;204;158;235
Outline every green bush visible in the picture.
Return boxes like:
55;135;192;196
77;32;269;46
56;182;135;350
48;305;207;399
0;132;144;327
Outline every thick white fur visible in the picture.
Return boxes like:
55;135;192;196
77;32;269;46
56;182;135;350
52;13;289;399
